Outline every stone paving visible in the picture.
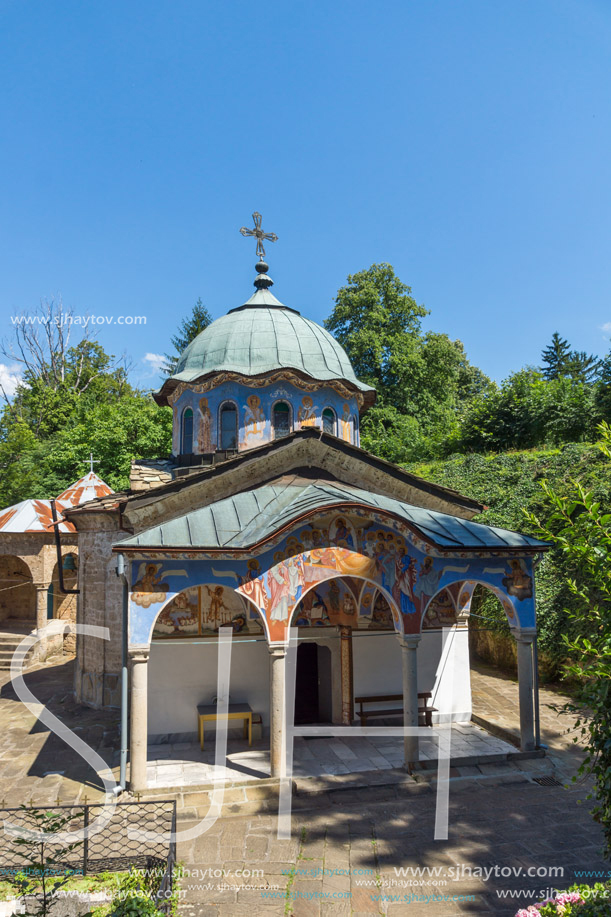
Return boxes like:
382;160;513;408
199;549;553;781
0;657;606;916
0;657;120;806
146;724;518;789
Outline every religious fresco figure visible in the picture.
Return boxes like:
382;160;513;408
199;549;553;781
502;559;533;600
197;397;213;452
242;394;266;448
239;559;267;614
340;403;352;442
132;562;187;608
413;556;443;612
297;395;317;428
153;588;200;636
423;589;458;628
368;593;393;629
329;516;355;549
204;585;230;626
395;552;418;615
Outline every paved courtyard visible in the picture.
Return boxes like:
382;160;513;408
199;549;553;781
0;657;606;916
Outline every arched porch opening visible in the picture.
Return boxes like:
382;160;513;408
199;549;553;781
145;583;268;745
0;555;35;627
423;580;538;752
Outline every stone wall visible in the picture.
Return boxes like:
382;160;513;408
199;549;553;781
74;514;125;708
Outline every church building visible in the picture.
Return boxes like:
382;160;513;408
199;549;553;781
64;217;548;791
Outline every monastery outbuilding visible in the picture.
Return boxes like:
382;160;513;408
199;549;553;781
0;470;112;666
63;218;549;791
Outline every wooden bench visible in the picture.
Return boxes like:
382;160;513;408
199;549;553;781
355;693;437;727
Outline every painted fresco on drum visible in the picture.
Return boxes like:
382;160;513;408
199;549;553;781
168;376;360;454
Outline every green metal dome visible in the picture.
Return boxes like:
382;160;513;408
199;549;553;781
155;277;375;407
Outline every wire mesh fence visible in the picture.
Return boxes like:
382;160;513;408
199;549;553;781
0;800;177;912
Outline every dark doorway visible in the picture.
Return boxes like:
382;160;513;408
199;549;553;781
294;643;334;724
295;643;319;724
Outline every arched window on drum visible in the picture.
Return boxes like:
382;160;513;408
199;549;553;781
181;407;194;455
273;401;292;439
322;407;336;435
220;402;238;450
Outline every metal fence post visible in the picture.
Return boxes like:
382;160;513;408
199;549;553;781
83;805;89;875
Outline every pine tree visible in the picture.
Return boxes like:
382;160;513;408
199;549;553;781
564;350;601;384
541;332;571;380
163;298;213;374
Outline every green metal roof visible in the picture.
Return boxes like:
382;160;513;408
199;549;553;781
158;291;375;396
115;476;548;553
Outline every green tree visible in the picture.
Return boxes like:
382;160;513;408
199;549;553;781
456;368;600;452
564;349;601;384
527;423;611;859
596;351;611;420
325;263;427;402
6;806;91;917
0;302;172;506
541;332;571;380
163;298;212;374
326;264;489;461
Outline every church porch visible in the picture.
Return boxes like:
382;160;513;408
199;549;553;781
142;721;525;791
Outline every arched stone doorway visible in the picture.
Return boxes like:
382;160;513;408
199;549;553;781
0;555;35;626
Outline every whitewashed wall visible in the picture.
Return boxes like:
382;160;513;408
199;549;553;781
352;628;471;723
148;638;270;739
147;626;472;738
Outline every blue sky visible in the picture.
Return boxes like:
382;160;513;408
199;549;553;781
0;0;610;391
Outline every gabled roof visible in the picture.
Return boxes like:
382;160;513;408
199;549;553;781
114;472;548;554
0;472;113;534
65;430;485;535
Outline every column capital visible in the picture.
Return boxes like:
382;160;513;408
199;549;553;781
515;628;537;644
128;646;150;663
268;644;287;658
398;633;421;649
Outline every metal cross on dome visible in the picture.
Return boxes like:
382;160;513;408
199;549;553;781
239;212;278;260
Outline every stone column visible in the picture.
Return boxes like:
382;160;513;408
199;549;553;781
400;635;421;770
339;625;354;725
516;630;536;752
269;646;287;778
36;585;48;631
129;649;150;792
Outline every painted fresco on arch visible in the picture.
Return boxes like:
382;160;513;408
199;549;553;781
502;559;533;600
293;577;359;627
152;584;262;639
422;589;458;629
128;511;539;644
297;395;318;428
153;587;199;637
329;516;356;550
197;397;214;452
241;394;268;448
356;589;394;630
132;563;188;608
